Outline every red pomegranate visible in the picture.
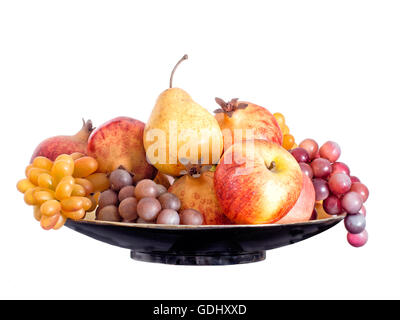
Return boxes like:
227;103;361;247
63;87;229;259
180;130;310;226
31;119;94;162
169;167;232;225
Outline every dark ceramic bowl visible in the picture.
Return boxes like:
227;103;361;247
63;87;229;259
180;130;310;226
65;215;344;266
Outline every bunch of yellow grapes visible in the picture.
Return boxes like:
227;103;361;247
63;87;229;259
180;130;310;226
273;112;297;150
16;153;110;230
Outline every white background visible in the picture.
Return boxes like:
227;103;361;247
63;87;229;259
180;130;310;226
1;0;399;299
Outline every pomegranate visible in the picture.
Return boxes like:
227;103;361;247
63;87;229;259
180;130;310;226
214;97;283;151
31;119;94;162
169;166;232;225
87;117;157;183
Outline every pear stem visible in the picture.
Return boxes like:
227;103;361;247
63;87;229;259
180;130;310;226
169;54;188;88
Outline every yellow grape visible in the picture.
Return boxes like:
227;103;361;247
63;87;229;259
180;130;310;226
73;156;98;178
74;178;94;195
37;173;55;190
71;184;86;197
71;152;85;160
25;164;34;177
282;134;295;150
53;214;67;230
61;196;84;211
85;173;110;193
62;208;85;220
59;176;75;186
28;168;49;185
24;188;39;205
81;197;93;211
33;206;42;221
32;156;53;171
282;124;290;135
93;191;100;203
55;181;73;200
34;190;55;205
55;154;74;166
40;213;60;230
17;179;36;193
273;112;286;128
86;193;99;212
40;199;61;217
52;160;74;181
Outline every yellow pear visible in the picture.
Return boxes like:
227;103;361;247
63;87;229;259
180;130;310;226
144;55;223;176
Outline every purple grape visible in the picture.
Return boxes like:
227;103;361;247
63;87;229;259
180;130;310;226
98;189;118;209
350;182;369;203
137;197;161;221
310;208;317;220
299;139;319;160
156;209;180;225
109;169;133;191
350;176;360;183
328;173;352;195
135;179;158;199
96;205;121;222
344;213;366;234
180;209;204;225
347;230;368;247
311;158;332;179
323;195;342;215
331;162;350;176
299;163;313;179
341;191;363;214
118;185;135;202
118;197;138;221
313;178;330;201
158;193;181;211
320;141;341;162
290;147;310;163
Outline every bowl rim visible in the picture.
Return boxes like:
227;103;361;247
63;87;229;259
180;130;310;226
69;214;345;230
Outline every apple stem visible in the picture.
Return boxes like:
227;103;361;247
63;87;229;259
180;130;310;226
268;161;276;171
170;54;188;88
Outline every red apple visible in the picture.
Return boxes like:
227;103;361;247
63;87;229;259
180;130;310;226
169;171;232;225
275;172;315;224
214;140;303;224
214;98;282;151
87;117;157;183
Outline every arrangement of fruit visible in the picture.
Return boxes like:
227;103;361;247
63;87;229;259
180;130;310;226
16;55;369;248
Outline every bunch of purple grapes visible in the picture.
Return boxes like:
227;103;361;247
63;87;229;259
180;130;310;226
95;168;204;225
290;139;369;247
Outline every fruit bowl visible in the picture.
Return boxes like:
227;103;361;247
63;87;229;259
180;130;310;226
17;55;369;257
65;215;344;265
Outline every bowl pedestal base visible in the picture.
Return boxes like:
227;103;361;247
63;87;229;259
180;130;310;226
130;250;266;265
